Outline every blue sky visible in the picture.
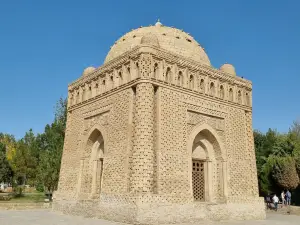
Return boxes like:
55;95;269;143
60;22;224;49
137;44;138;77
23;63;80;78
0;0;299;139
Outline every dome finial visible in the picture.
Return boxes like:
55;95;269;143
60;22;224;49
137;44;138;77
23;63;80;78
155;19;162;27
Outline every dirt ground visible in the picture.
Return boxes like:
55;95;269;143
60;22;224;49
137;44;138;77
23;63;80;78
0;210;299;225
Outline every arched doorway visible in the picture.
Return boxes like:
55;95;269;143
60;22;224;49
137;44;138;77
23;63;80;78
80;129;105;199
90;133;104;198
189;124;227;202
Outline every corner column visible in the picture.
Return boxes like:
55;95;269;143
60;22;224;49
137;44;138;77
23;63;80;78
76;158;84;197
130;83;155;193
90;159;98;198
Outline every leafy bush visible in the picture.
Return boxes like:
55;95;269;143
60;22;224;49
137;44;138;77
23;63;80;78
35;183;44;192
272;157;299;190
13;185;24;197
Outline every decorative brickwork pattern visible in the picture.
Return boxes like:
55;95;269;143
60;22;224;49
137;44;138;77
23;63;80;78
130;83;155;193
158;89;190;196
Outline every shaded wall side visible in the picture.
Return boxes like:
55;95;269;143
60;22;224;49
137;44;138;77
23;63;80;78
101;90;132;194
56;89;132;200
56;109;84;199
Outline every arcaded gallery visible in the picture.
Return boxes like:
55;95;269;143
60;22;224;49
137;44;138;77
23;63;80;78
53;21;265;224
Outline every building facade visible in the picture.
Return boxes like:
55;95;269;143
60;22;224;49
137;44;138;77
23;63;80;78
53;21;265;224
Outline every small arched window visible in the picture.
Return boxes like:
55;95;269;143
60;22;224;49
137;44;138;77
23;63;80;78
229;88;233;101
200;79;205;92
88;85;92;99
245;92;250;106
154;63;159;79
94;83;98;96
127;67;131;81
210;82;215;96
82;87;86;101
102;79;106;92
178;71;183;86
135;62;139;77
118;71;123;85
165;67;171;82
189;75;194;89
110;75;114;88
237;90;242;104
70;93;74;106
76;91;80;103
219;85;224;99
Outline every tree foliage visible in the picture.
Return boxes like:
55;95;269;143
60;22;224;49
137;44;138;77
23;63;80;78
254;121;300;201
272;157;299;190
0;133;17;163
36;98;66;192
37;97;66;192
11;131;39;186
0;143;13;183
0;97;67;193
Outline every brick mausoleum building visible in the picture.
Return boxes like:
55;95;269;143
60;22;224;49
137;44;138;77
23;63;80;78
53;21;265;224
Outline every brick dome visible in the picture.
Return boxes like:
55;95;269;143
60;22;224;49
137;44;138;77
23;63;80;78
220;64;236;76
105;21;211;66
82;67;96;76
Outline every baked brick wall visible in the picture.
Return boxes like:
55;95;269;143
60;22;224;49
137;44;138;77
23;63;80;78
157;87;258;200
57;89;132;199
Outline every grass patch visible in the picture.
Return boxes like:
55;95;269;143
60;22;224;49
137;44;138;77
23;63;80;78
9;192;45;203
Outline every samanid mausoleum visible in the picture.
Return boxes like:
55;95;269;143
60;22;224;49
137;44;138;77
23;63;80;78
53;21;265;224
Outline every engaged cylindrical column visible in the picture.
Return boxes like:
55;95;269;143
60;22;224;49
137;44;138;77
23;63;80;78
130;83;155;193
91;159;98;197
76;158;84;197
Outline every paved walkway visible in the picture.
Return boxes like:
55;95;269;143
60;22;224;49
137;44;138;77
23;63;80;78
0;210;299;225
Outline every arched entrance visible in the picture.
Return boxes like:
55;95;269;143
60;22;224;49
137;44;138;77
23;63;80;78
78;128;105;199
189;124;227;202
89;130;104;198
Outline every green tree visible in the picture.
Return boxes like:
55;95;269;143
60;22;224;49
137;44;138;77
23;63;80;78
12;136;38;186
272;157;299;190
259;155;277;194
272;134;292;157
254;126;300;195
37;98;67;192
0;133;17;163
0;143;13;184
290;120;300;138
254;131;267;177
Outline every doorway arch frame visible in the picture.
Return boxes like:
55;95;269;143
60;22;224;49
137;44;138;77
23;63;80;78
187;123;228;202
77;124;107;198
